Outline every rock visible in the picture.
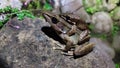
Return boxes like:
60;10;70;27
0;18;115;68
112;32;120;63
83;0;103;13
91;12;113;33
111;7;120;26
112;32;120;52
90;38;115;59
9;0;23;10
83;0;118;13
0;0;22;10
0;0;22;22
53;0;91;23
0;0;9;9
103;0;119;11
0;14;6;21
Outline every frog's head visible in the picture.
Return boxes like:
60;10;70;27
42;11;59;24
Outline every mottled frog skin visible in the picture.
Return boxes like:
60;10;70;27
42;11;94;57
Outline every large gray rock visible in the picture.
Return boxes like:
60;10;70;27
91;12;113;33
53;0;91;23
0;0;22;10
90;38;115;59
112;32;120;52
0;18;115;68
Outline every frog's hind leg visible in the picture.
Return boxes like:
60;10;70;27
74;43;95;57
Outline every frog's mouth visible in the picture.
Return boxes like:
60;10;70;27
41;26;66;44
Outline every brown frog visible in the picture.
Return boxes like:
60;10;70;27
42;11;94;57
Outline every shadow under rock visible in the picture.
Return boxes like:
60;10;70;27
0;57;12;68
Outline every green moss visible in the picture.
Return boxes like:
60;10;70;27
0;6;35;27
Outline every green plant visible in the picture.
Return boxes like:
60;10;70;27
88;24;108;39
43;1;52;10
0;6;35;27
23;0;53;11
111;23;120;36
83;0;102;14
116;63;120;68
16;10;35;20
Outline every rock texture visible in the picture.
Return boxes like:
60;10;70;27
91;12;113;33
90;38;115;59
0;18;115;68
53;0;91;23
0;0;22;10
112;32;120;52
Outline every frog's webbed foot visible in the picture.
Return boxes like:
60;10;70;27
52;41;65;50
61;51;73;56
53;43;74;56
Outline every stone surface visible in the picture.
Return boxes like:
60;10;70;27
90;38;115;59
112;32;120;52
0;18;115;68
111;7;120;21
0;0;22;10
112;32;120;63
91;12;113;33
0;0;22;21
53;0;91;23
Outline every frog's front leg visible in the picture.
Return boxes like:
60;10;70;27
53;43;74;56
67;25;77;36
53;33;74;51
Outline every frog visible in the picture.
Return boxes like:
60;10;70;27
42;11;94;57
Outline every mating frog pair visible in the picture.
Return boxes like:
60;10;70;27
42;11;94;57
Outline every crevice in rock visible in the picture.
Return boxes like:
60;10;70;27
0;58;11;68
41;26;65;44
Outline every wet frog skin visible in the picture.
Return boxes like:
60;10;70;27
42;11;94;57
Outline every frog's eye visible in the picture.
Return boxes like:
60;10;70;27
60;15;70;20
65;16;70;20
52;17;59;24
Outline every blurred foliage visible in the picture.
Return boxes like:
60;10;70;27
88;23;120;40
25;0;41;9
0;6;35;27
116;63;120;68
23;0;53;11
16;10;35;20
88;24;94;30
43;2;53;10
90;32;107;40
110;7;120;20
88;24;107;39
84;0;120;39
0;0;53;28
89;22;120;39
22;0;53;18
83;0;102;14
111;23;120;36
